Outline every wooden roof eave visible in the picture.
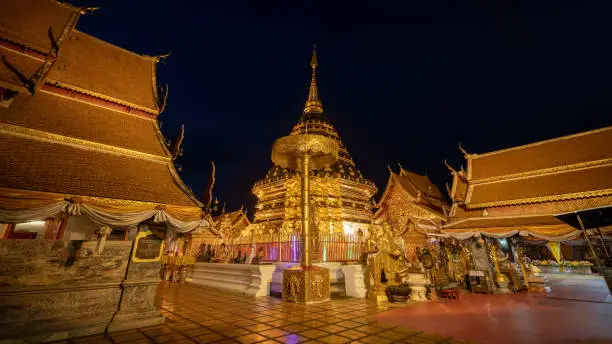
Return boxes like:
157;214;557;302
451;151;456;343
166;163;204;208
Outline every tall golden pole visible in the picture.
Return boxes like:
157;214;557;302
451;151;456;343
272;134;338;303
301;152;311;267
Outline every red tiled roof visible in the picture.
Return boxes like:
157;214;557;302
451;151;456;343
46;30;159;112
0;49;44;91
0;0;79;53
469;126;612;181
0;135;195;206
468;164;612;207
398;169;444;199
1;92;167;156
443;215;564;230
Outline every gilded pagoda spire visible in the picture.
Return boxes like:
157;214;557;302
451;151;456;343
304;45;324;114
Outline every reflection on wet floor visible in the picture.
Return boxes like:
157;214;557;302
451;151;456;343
50;276;611;344
51;282;473;344
378;275;612;344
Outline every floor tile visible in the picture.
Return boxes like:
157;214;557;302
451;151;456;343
193;333;224;343
297;329;329;339
235;333;268;344
244;323;274;332
259;328;290;338
358;335;393;344
335;329;367;340
275;334;310;344
182;327;214;337
316;334;352;344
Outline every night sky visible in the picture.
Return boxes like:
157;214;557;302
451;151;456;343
70;1;611;214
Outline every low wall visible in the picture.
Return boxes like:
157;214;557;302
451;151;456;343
0;239;163;343
188;262;276;297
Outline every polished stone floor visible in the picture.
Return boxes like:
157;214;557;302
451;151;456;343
379;275;612;344
55;282;470;344
52;276;611;344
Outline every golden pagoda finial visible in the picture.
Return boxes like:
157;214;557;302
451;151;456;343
304;44;323;114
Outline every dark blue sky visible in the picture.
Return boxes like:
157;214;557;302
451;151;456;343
70;0;612;213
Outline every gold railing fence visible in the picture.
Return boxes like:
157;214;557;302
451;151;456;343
195;233;365;263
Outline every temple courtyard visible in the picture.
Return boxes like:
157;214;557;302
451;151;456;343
49;277;611;344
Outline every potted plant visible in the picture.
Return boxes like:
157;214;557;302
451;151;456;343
386;285;411;303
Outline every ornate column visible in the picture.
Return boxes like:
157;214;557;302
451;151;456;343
272;133;338;303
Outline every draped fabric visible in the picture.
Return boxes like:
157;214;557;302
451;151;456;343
442;224;580;242
546;241;563;264
0;202;65;223
0;188;211;234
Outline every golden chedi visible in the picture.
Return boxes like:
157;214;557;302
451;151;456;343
250;47;377;243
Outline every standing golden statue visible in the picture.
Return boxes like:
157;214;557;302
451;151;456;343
488;240;511;293
366;222;404;302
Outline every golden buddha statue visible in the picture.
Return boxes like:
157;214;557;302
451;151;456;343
366;222;404;302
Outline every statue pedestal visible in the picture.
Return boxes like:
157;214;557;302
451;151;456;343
341;264;367;298
282;266;330;304
527;274;551;293
495;273;512;294
367;287;388;303
405;273;429;301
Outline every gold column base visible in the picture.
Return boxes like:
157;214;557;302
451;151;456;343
282;266;330;304
367;287;388;303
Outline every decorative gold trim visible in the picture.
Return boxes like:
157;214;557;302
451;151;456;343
465;185;474;204
471;158;612;184
0;122;170;163
471;126;612;159
443;213;559;228
166;164;205;208
466;188;612;209
0;43;46;62
45;79;159;115
467;155;473;181
0;80;29;94
152;117;173;158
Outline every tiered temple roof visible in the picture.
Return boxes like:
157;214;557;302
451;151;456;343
443;126;612;239
378;168;448;220
213;209;251;239
0;0;201;209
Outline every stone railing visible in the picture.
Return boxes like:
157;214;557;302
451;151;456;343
188;263;276;297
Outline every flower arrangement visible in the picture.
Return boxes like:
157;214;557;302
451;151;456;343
174;255;196;266
532;260;593;268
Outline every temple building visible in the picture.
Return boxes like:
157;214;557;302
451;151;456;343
0;1;209;341
374;166;449;262
443;126;612;240
442;126;612;294
249;49;377;240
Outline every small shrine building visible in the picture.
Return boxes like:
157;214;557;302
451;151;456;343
374;167;449;262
